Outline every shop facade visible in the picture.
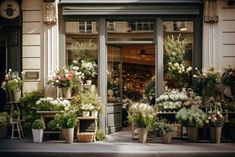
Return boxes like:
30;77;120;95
0;0;235;133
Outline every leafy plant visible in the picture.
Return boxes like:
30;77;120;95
11;110;20;120
0;112;10;127
1;69;23;92
154;119;174;136
32;119;45;129
20;90;44;127
96;129;106;141
176;106;206;128
54;111;77;128
144;78;155;103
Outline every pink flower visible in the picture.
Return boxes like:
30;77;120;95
65;73;72;80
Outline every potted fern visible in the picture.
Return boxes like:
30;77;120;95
32;119;45;143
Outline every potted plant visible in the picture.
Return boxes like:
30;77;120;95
128;103;156;143
47;66;83;98
80;60;97;85
54;111;77;144
1;69;23;102
71;91;103;117
176;106;206;142
0;112;10;138
205;110;225;143
32;119;45;143
222;65;235;95
154;120;174;144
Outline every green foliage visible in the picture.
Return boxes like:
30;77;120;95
1;69;23;92
11;110;20;119
96;129;106;141
20;90;44;127
144;78;155;102
154;119;174;136
47;119;60;131
32;119;45;129
54;111;77;128
0;112;10;127
176;106;206;128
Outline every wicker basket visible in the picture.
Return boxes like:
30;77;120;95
77;132;94;142
169;124;182;138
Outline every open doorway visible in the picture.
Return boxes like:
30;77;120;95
107;44;156;132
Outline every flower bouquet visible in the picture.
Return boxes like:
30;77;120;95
1;69;23;102
36;97;70;111
222;65;235;95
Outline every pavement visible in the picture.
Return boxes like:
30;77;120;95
0;131;235;157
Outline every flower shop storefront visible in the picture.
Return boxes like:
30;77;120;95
59;0;203;133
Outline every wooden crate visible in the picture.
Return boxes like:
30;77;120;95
169;124;182;138
77;132;94;142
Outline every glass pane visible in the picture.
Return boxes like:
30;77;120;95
65;21;98;87
107;20;154;41
107;44;155;105
163;21;194;90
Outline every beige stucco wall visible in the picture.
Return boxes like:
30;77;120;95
203;0;235;71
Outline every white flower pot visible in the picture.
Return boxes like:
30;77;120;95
62;128;74;144
91;110;98;118
32;129;44;143
82;111;90;117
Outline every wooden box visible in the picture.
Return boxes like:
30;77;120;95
77;132;94;142
169;124;182;138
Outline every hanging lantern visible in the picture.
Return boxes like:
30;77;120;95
43;0;56;25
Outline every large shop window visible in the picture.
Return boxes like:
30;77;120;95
163;21;194;90
107;20;155;105
65;21;99;85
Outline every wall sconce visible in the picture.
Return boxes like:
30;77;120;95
43;0;56;25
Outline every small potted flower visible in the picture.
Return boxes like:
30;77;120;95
0;112;10;138
32;119;45;143
154;119;174;144
128;103;156;143
176;106;206;142
206;110;225;143
54;111;77;144
80;60;97;85
1;69;23;102
222;65;235;95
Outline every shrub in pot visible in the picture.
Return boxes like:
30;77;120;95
54;111;77;144
96;129;106;141
32;119;45;143
0;112;10;138
154;119;174;144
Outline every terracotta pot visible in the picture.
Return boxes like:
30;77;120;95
186;127;198;142
162;132;172;144
62;128;74;144
138;128;148;143
210;127;222;143
61;87;72;99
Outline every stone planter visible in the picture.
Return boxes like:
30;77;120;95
210;126;222;143
186;127;198;142
138;128;148;143
162;132;172;144
32;129;44;143
82;111;90;117
62;128;74;144
9;90;21;102
91;110;98;118
61;87;72;99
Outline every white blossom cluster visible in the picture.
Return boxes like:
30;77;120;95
168;62;192;74
156;101;182;112
128;103;156;120
156;91;188;102
81;60;97;78
36;97;70;111
80;103;95;111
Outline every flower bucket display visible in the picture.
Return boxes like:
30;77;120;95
82;111;90;117
210;127;222;143
138;128;148;143
63;128;74;144
61;87;72;99
91;110;98;118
